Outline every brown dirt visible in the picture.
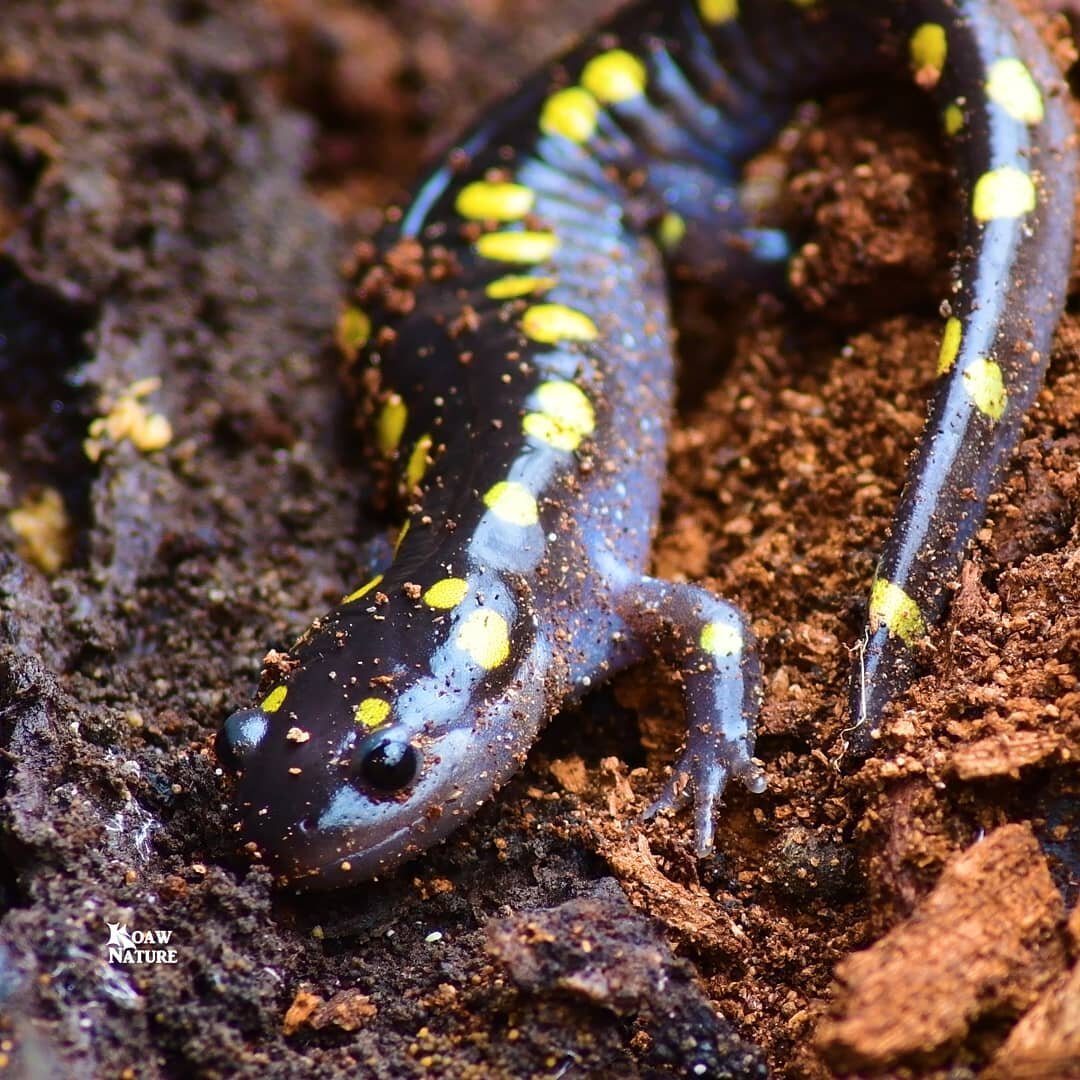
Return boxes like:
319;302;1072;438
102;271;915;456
1;1;1078;1077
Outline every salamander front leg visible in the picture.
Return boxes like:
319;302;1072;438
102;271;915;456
616;577;766;854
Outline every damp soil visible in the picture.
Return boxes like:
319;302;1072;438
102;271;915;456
1;1;1078;1077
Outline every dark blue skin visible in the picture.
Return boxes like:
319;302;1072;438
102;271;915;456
218;0;1075;887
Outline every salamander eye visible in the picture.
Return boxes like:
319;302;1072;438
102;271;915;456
217;708;269;773
356;736;420;793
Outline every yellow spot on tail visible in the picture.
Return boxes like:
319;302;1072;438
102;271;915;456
581;50;647;105
986;58;1044;125
485;274;557;300
456;609;511;670
483;481;539;526
521;304;598;345
943;102;965;136
355;697;390;729
455;181;536;222
938;317;962;374
343;574;384;604
540;87;599;143
376;394;408;455
394;520;410;554
910;24;947;84
261;686;288;713
698;0;738;23
405;433;433;489
336;306;371;362
869;579;926;645
659;211;687;251
475;231;559;264
523;379;596;452
423;577;468;609
972;166;1036;222
962;358;1008;420
700;621;743;657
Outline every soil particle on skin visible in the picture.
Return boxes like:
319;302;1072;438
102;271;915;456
1;1;1079;1078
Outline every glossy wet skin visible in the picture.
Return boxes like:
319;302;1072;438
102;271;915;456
219;0;1074;887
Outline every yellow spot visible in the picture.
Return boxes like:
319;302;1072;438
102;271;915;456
483;481;539;526
910;24;947;83
698;0;738;23
986;58;1043;125
355;697;390;729
962;358;1008;420
869;579;927;646
423;577;468;609
405;433;433;489
788;0;817;8
475;231;559;264
937;317;962;374
8;487;73;575
658;211;687;251
376;393;408;455
394;520;410;554
972;166;1036;222
943;102;965;136
456;609;510;670
84;377;173;461
521;304;599;345
261;686;289;713
455;181;536;222
485;274;557;300
581;50;647;105
700;621;743;657
336;306;371;362
523;380;597;452
540;87;599;144
343;574;384;604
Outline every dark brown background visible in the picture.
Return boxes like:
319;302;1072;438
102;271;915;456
1;1;1077;1076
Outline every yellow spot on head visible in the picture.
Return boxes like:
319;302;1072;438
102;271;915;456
523;380;596;452
485;274;557;300
937;317;962;375
972;166;1036;222
423;577;468;609
456;609;511;670
521;303;599;345
943;102;964;136
869;579;926;645
355;697;390;729
910;24;947;84
962;358;1007;420
261;686;289;713
483;481;539;526
405;433;433;489
986;58;1044;125
8;487;73;575
455;181;536;222
475;231;559;264
698;0;738;23
376;393;408;455
658;211;687;251
540;87;599;143
700;620;743;657
343;574;383;604
581;50;647;105
336;306;371;363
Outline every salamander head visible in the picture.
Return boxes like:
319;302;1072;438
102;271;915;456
217;569;546;888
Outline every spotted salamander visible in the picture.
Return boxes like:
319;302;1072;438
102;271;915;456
218;0;1075;887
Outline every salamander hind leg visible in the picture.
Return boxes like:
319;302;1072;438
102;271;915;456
616;576;765;856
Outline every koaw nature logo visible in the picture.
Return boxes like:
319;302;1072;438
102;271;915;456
106;920;179;964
